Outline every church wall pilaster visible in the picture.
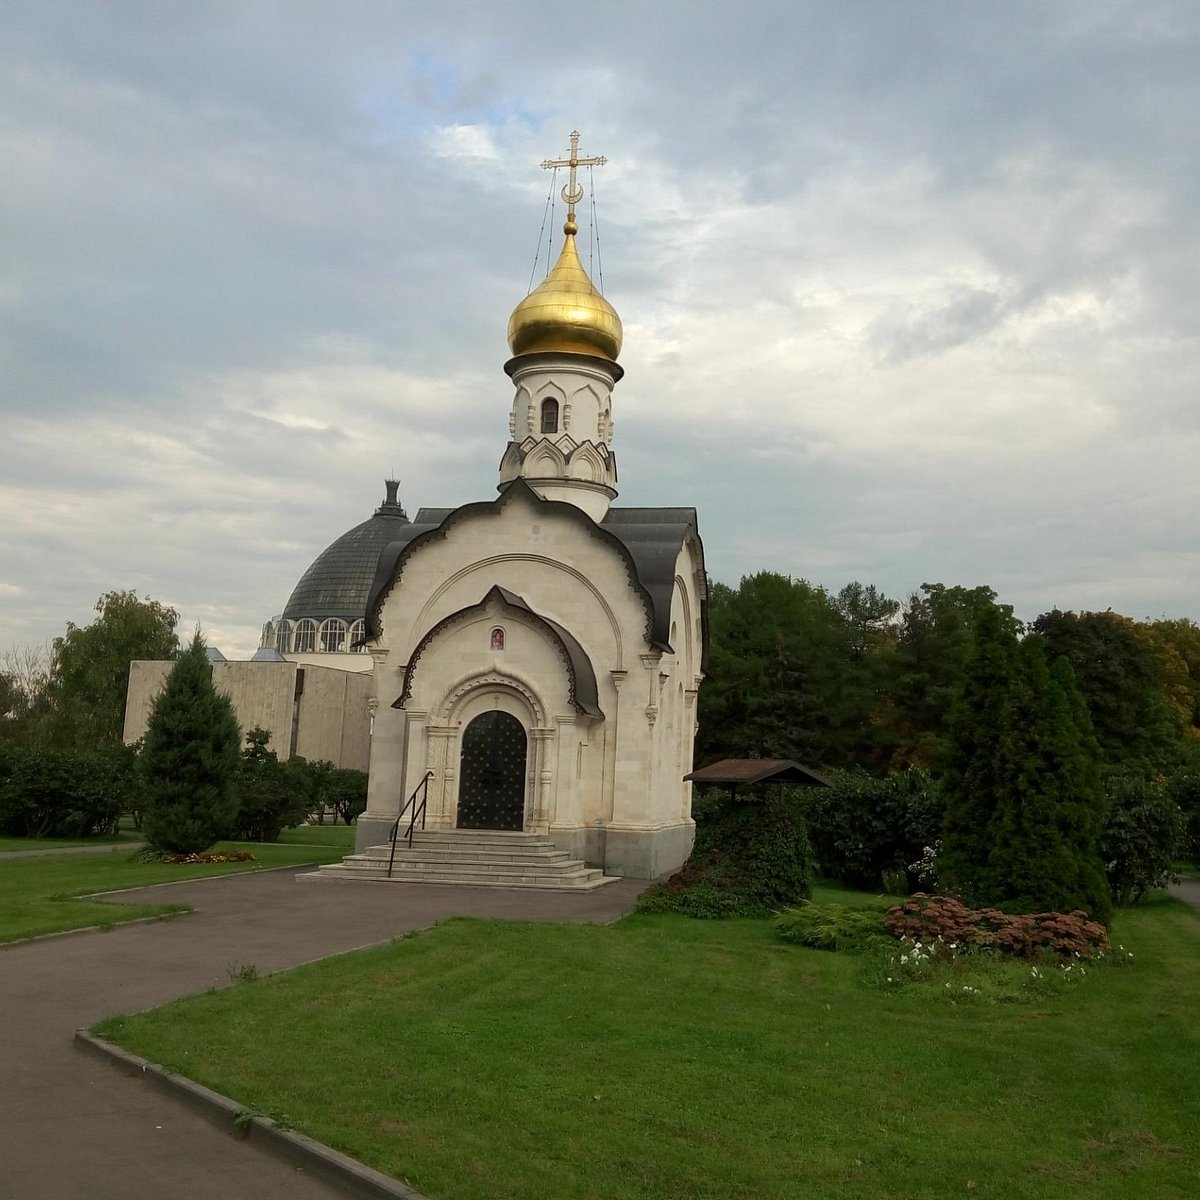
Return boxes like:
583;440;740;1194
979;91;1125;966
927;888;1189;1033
529;726;555;831
357;651;406;851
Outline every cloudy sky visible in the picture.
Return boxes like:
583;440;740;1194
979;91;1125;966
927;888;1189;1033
2;1;1198;659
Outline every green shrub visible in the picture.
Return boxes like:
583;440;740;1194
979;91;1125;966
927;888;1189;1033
1165;768;1200;867
1099;770;1185;905
231;729;314;843
0;741;130;838
139;634;241;855
775;903;889;952
637;790;815;918
799;769;943;890
306;760;367;826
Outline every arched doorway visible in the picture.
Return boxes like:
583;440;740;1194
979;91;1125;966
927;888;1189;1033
457;711;527;830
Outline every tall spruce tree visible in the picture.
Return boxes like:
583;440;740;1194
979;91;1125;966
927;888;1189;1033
139;632;241;854
939;604;1020;903
941;616;1110;921
989;642;1111;921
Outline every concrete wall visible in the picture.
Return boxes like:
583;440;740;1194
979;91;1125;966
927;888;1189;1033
123;660;370;771
294;664;371;769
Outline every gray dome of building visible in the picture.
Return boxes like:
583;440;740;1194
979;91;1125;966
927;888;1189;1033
282;481;410;624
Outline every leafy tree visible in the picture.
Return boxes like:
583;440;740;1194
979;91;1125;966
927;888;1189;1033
889;583;1020;769
139;632;240;854
833;582;899;662
1146;618;1200;762
1031;609;1181;771
697;572;897;771
800;769;943;890
231;728;314;843
325;766;369;825
0;644;53;741
1099;771;1185;905
44;591;179;751
1165;768;1200;867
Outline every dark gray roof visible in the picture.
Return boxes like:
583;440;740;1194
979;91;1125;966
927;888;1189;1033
599;506;705;660
685;759;832;788
282;483;410;623
364;479;707;665
394;585;602;718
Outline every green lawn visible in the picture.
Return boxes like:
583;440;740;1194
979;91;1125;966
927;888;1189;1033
0;840;345;943
275;823;357;851
0;832;141;852
94;892;1200;1200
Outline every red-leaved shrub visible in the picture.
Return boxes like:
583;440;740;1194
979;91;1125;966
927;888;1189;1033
884;894;1109;959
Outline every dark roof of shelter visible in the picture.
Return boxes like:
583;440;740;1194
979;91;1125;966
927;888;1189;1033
685;758;833;788
363;479;707;664
282;482;410;623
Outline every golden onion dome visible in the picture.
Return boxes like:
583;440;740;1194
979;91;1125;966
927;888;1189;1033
507;222;623;362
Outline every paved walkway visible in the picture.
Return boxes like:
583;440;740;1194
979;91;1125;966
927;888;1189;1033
0;868;647;1200
1169;877;1200;912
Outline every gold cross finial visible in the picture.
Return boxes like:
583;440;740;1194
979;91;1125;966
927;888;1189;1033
541;130;606;235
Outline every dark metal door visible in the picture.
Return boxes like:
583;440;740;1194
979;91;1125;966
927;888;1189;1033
457;711;527;830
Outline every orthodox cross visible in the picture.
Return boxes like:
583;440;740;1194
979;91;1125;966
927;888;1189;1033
541;130;606;228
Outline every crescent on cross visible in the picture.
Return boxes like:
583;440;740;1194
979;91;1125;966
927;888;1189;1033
541;130;607;231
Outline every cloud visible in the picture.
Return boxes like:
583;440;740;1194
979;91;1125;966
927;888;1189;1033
1;1;1199;662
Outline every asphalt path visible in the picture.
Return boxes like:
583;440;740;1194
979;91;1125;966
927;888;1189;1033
0;867;647;1200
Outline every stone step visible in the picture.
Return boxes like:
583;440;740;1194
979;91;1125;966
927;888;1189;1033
303;865;616;891
308;828;615;892
339;855;592;876
358;845;573;866
408;830;554;847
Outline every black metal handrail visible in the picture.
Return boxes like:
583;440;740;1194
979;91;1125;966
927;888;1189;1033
387;771;434;878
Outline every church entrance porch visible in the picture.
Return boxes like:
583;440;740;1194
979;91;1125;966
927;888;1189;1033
456;711;527;831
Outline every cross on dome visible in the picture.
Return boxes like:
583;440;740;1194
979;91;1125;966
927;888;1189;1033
541;130;607;234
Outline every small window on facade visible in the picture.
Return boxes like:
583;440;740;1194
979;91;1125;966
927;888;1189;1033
490;627;506;651
319;618;348;653
347;619;366;651
293;619;317;653
540;398;559;434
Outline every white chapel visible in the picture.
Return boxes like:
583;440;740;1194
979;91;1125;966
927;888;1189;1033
333;135;708;881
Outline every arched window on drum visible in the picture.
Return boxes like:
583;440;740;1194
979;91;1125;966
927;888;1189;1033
293;619;317;653
319;618;347;653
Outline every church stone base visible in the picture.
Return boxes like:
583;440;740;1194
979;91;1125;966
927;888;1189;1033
600;822;695;880
355;816;395;854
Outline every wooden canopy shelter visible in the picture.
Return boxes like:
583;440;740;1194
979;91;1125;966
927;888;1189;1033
684;758;832;801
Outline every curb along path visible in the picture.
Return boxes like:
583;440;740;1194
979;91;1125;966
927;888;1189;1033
0;867;647;1200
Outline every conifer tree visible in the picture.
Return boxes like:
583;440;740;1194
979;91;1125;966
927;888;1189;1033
139;632;241;854
989;641;1111;920
939;604;1020;903
941;618;1111;921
